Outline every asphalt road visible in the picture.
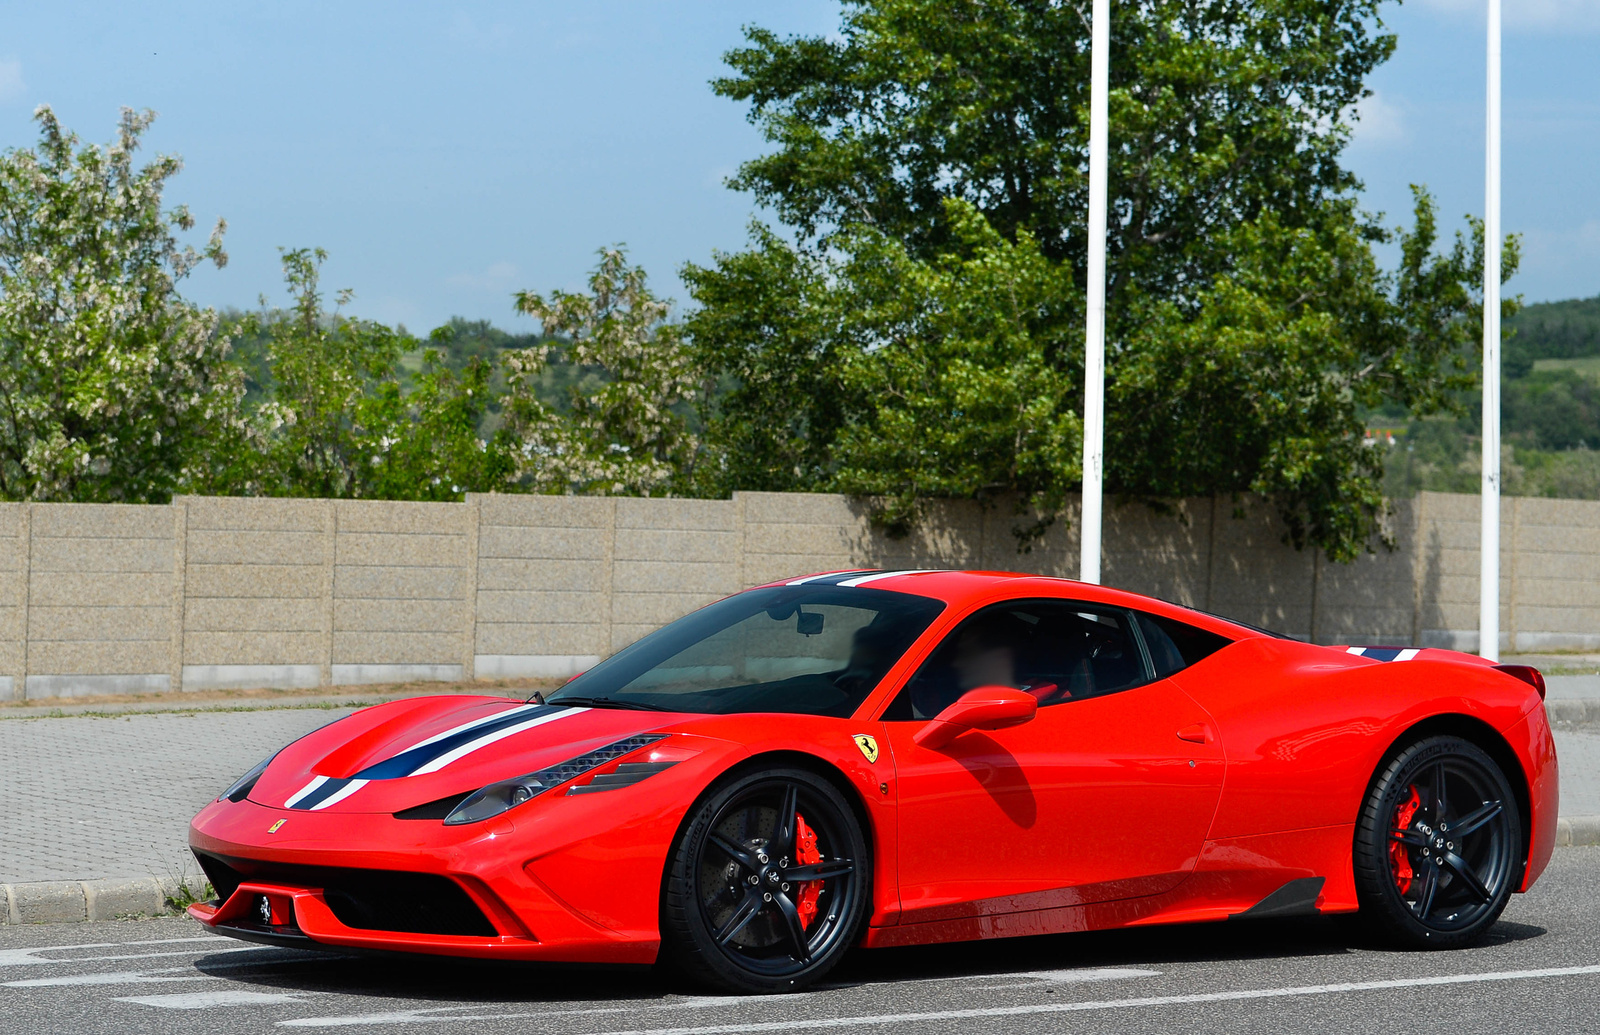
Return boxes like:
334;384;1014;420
2;849;1597;1035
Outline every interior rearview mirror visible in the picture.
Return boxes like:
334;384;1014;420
797;611;824;636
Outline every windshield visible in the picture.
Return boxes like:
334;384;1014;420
547;586;945;716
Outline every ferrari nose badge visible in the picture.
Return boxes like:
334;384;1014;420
853;734;879;764
267;819;286;834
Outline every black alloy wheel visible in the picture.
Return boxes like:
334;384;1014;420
662;767;870;993
1354;735;1521;948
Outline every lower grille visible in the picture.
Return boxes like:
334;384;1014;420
194;851;497;937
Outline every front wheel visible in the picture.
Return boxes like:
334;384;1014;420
661;768;870;992
1354;735;1521;948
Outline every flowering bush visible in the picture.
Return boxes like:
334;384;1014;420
0;106;238;502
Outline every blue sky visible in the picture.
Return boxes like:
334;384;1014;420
1;1;1596;333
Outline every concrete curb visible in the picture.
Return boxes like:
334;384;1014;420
1;874;208;924
1555;815;1600;848
1546;699;1600;725
6;820;1600;925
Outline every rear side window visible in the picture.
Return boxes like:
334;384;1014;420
1134;612;1232;678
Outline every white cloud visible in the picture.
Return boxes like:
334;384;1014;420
1415;0;1600;31
0;59;24;105
446;261;521;291
1350;91;1409;147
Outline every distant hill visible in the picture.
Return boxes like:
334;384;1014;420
1507;296;1600;376
219;313;604;422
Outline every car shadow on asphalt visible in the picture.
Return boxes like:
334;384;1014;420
189;914;1549;1003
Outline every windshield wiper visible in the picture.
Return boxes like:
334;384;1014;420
548;695;674;712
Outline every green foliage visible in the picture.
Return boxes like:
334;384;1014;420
717;0;1390;277
829;203;1085;538
506;248;703;495
195;248;513;500
692;0;1516;559
420;317;608;418
0;106;238;502
683;225;857;494
1504;295;1600;376
1377;293;1600;503
1503;371;1600;452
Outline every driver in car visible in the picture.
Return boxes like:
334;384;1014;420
910;611;1035;718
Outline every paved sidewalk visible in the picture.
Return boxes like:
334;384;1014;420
1;702;1597;889
1;707;356;884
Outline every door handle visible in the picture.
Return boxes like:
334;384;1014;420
1176;722;1213;745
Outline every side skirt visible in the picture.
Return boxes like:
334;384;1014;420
1230;877;1326;920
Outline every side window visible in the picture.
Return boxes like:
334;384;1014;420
1134;611;1232;678
883;601;1152;720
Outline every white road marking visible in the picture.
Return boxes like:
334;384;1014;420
815;966;1159;993
278;1005;638;1028
117;989;315;1009
981;967;1161;990
0;942;255;967
578;964;1600;1035
5;969;220;988
276;968;1156;1028
276;963;1600;1031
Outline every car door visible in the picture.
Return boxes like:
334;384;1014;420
878;599;1225;925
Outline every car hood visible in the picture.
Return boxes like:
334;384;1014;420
246;695;677;815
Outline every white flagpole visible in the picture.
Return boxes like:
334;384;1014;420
1080;0;1110;585
1480;0;1502;661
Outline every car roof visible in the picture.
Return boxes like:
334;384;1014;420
754;569;1271;641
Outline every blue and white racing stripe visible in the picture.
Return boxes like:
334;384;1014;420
282;704;589;810
284;775;369;812
785;569;948;587
1346;646;1422;662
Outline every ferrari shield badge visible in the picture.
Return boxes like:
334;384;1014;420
267;819;286;834
853;734;879;764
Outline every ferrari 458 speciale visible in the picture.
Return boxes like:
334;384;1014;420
189;569;1558;991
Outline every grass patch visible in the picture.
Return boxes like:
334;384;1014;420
164;880;216;913
1533;356;1600;378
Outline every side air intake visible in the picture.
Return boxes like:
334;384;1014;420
567;761;678;795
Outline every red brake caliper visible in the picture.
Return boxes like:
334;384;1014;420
794;813;823;929
1391;785;1421;893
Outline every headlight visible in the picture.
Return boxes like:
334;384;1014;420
218;753;277;803
444;735;668;826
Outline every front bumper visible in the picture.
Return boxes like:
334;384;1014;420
188;787;691;965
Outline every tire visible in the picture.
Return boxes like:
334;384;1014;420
1354;735;1521;948
661;767;871;993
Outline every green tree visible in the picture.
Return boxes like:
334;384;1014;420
506;248;702;495
828;202;1085;537
208;248;510;500
690;0;1518;559
0;106;238;502
683;225;857;494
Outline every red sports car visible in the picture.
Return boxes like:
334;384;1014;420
189;569;1558;992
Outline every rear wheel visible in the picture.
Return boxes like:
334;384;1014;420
1354;735;1520;948
662;768;869;992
